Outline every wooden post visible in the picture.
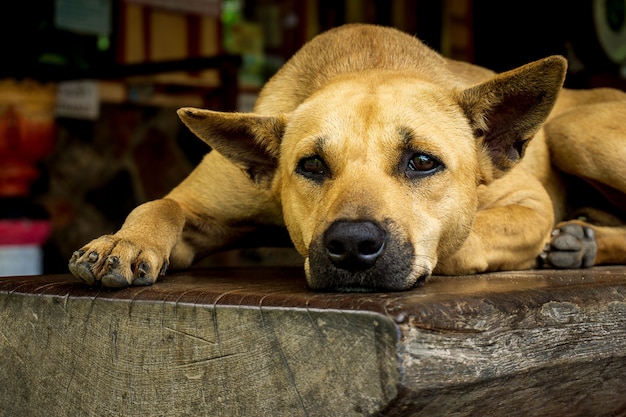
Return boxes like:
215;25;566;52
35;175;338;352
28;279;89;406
2;266;626;416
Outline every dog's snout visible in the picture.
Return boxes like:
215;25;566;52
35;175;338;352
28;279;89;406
324;221;386;271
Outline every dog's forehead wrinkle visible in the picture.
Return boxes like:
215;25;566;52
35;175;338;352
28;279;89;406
314;136;328;155
399;126;414;144
397;126;434;149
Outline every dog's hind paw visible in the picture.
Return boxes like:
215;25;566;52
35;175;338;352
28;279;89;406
68;235;168;288
539;222;597;269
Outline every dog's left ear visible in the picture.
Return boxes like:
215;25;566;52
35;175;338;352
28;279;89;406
177;108;286;183
456;56;567;179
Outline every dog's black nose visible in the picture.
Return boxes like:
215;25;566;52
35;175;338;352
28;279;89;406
323;221;386;271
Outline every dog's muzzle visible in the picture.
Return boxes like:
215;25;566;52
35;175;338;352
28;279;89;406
307;219;421;292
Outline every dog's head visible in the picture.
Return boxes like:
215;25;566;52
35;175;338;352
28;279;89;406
178;56;566;291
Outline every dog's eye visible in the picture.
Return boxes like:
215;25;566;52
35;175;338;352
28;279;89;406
409;154;437;171
405;153;443;178
296;156;327;181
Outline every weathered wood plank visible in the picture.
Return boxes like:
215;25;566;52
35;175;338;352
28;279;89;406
2;267;626;416
384;269;626;416
0;270;398;417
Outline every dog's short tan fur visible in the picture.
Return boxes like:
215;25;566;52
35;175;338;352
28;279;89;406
69;24;626;291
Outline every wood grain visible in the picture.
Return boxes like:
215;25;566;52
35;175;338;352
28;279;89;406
2;267;626;416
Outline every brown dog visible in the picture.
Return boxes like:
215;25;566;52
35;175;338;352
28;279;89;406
68;24;626;291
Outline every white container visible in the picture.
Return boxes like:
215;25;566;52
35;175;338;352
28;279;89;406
0;245;43;276
0;219;50;277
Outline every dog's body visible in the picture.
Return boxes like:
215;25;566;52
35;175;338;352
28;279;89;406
69;24;626;291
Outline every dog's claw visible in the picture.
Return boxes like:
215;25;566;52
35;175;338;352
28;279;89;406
106;255;120;268
68;261;97;286
69;249;97;285
159;261;169;276
132;261;157;286
137;261;149;278
542;222;597;269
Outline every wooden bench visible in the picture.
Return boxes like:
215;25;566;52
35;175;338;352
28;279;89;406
2;266;626;416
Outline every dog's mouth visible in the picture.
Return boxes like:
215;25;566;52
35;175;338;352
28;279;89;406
329;271;430;293
305;219;428;292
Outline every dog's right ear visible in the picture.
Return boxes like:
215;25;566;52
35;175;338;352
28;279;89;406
455;56;567;181
177;108;286;183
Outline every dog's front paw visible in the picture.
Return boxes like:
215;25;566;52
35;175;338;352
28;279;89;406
540;222;597;269
68;235;168;288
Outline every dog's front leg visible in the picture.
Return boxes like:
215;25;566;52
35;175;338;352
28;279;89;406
435;206;552;274
435;170;554;275
69;151;282;287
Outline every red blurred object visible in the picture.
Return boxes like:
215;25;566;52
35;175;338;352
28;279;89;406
0;219;51;245
0;79;56;197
